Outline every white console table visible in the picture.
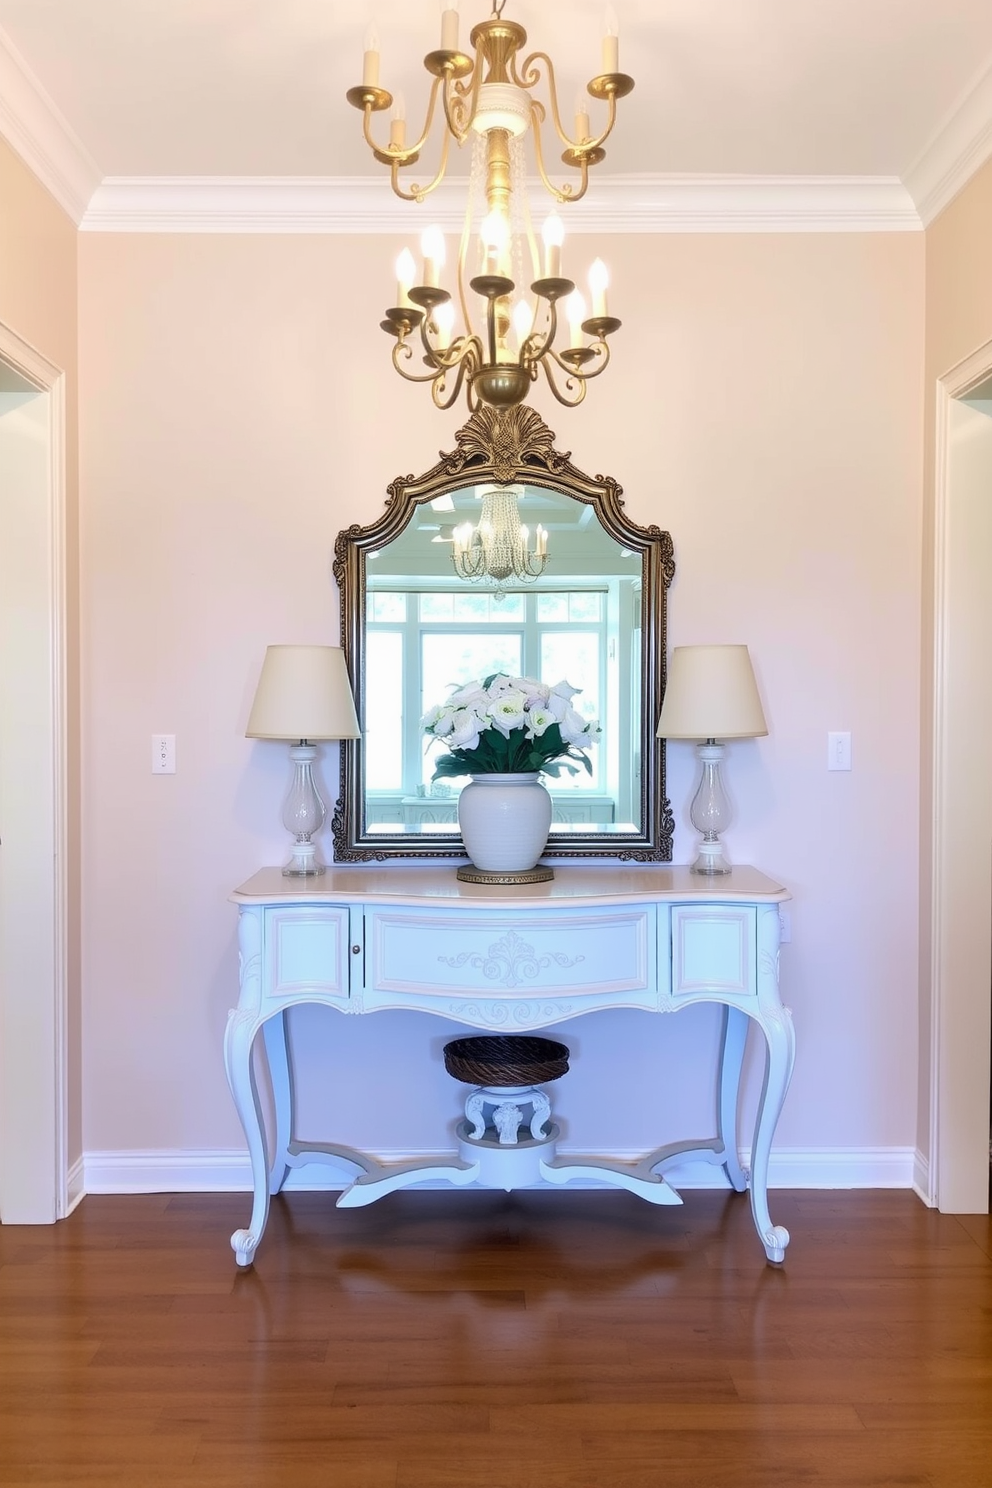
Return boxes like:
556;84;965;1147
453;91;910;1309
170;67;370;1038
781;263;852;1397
225;866;794;1267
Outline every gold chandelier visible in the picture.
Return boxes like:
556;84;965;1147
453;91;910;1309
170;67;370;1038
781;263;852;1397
347;1;634;413
451;484;548;586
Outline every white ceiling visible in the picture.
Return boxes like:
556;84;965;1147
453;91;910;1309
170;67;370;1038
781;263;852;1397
1;1;992;227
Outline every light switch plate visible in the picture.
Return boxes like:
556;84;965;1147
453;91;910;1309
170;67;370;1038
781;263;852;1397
827;731;851;771
152;734;176;774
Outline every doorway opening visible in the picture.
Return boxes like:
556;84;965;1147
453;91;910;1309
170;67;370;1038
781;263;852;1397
0;328;68;1224
931;349;992;1214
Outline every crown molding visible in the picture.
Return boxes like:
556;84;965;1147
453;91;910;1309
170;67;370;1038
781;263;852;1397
904;57;992;226
80;173;921;234
0;26;101;224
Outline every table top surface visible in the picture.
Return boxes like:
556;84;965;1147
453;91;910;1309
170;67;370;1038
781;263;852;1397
232;864;790;908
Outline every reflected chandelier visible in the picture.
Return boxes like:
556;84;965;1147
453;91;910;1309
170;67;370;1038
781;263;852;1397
451;484;548;587
347;1;633;412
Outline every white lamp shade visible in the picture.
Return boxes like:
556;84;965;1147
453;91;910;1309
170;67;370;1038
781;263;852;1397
246;645;361;741
656;644;768;740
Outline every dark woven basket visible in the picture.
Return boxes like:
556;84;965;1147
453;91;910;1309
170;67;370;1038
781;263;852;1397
443;1035;570;1087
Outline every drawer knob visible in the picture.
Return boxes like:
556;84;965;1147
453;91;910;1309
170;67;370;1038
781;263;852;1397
351;944;361;954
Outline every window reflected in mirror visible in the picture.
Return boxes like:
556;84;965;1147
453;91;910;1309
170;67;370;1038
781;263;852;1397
363;484;642;835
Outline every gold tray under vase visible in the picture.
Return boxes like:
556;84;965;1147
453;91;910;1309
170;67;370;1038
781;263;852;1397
456;864;555;885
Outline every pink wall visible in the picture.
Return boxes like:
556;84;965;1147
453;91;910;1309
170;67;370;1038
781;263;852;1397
78;229;924;1164
0;137;81;1165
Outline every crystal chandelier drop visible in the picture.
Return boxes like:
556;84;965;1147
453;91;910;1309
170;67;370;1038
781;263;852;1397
451;485;548;587
347;1;634;412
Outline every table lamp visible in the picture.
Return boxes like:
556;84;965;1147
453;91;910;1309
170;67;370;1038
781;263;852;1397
246;645;361;876
656;644;768;875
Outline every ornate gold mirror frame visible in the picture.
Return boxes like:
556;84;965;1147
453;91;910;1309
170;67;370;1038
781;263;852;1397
332;405;675;862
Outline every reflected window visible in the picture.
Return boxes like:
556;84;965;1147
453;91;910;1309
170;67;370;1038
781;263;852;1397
365;631;404;788
367;588;608;793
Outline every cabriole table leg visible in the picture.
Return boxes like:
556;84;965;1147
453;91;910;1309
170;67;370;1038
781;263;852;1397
223;1009;271;1268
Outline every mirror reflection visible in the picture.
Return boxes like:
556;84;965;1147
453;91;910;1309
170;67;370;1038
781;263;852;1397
362;483;643;836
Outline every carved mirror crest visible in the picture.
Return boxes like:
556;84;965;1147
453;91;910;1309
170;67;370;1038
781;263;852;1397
333;405;675;862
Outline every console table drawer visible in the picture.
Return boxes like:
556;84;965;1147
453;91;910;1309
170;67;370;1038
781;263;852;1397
366;906;656;1001
264;905;351;1000
670;905;756;999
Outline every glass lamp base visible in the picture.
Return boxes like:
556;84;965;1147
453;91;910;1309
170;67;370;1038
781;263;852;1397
691;836;732;875
282;838;326;877
689;745;733;875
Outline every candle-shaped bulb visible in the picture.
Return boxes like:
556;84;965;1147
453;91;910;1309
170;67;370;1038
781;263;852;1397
395;247;416;308
536;524;547;556
480;210;509;275
433;300;455;350
520;524;529;545
602;4;619;72
566;290;587;348
453;520;473;554
440;0;460;51
363;24;380;87
512;299;534;350
421;225;445;288
588;258;609;319
389;89;406;148
575;89;591;143
541;213;564;278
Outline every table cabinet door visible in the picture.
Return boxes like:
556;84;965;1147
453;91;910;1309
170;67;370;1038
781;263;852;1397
263;905;352;1004
670;904;757;1001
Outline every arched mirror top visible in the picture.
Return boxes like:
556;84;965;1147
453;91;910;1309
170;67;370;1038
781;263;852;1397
333;405;675;862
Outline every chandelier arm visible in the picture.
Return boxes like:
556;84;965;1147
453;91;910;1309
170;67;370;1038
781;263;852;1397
388;119;451;203
530;108;585;204
448;50;485;139
515;51;577;151
573;89;620;154
510;48;543;92
391;339;451;384
524;297;560;363
570;339;613;381
484;295;501;366
431;358;471;411
543;339;611;382
539;355;588;409
514;54;621;156
421;329;482;374
443;64;478;143
404;74;445;161
361;103;398;160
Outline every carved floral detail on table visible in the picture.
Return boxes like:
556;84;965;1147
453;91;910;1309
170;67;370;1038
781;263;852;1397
440;929;584;989
447;999;575;1028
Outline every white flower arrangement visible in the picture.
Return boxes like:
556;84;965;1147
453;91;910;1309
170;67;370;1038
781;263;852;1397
422;672;602;781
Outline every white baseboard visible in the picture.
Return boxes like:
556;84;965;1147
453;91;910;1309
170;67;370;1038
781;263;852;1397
64;1155;85;1216
912;1147;934;1206
81;1145;917;1197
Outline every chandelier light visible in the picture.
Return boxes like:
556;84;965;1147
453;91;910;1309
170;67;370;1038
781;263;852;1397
347;1;634;412
451;483;548;587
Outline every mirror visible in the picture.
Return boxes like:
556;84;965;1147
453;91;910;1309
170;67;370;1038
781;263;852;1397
333;405;674;861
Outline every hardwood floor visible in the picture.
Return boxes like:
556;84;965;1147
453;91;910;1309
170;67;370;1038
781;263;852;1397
1;1189;991;1487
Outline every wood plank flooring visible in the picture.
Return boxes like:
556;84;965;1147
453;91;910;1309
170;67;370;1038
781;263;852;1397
1;1189;991;1487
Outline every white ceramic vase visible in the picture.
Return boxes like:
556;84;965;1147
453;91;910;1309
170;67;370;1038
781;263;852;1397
457;772;553;874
